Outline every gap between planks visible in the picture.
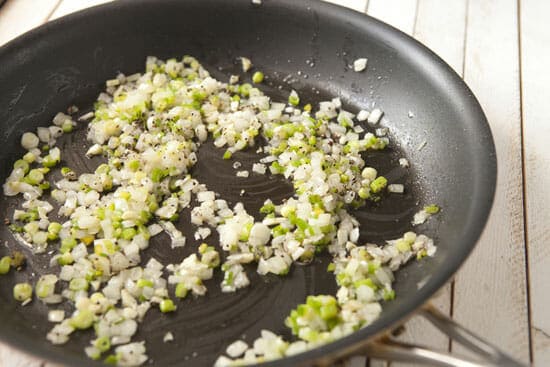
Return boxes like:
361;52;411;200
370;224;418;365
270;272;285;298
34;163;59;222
453;0;530;363
519;0;550;365
0;0;62;46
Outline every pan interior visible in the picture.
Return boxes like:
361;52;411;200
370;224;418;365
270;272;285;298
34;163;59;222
0;0;495;366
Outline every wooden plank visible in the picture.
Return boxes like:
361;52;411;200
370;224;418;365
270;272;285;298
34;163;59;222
367;0;418;35
0;346;41;367
385;2;468;366
0;0;61;46
0;0;63;365
346;355;369;367
49;0;113;19
322;0;368;13
363;6;420;365
365;5;419;367
365;2;465;366
0;0;112;361
368;358;387;366
0;345;62;367
452;0;530;363
520;0;550;364
414;0;467;75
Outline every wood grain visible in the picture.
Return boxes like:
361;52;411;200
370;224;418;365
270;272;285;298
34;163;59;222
414;0;467;75
322;0;367;13
366;0;415;362
49;0;113;19
0;0;61;46
0;0;60;361
520;0;550;364
365;1;466;366
0;1;74;364
452;0;530;363
385;1;468;365
0;345;62;367
367;0;418;35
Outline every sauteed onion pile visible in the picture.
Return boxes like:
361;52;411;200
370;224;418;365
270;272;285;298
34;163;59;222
2;56;438;366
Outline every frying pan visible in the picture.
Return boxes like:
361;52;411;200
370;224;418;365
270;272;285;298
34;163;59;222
0;0;522;366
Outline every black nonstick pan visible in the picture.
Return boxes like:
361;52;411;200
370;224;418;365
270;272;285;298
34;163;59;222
0;0;520;366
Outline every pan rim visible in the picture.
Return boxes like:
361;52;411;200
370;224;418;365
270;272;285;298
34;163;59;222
0;0;497;366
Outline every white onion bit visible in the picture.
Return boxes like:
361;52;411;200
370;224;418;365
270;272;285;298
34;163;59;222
353;58;368;72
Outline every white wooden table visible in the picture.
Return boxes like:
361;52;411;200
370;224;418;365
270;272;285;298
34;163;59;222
0;0;547;366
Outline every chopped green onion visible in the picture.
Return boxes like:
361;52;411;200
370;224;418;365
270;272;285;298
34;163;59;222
62;121;73;133
238;83;252;97
94;336;111;353
0;256;12;275
137;279;154;288
288;90;300;106
60;237;77;253
198;243;209;254
383;289;396;301
252;71;264;84
69;277;89;291
159;299;177;313
23;152;36;163
396;239;411;253
121;227;137;240
175;283;188;298
104;354;119;365
320;303;338;320
128;160;140;171
42;154;59;168
424;204;440;214
47;222;62;240
358;187;370;199
70;309;94;329
13;283;33;302
36;279;55;298
95;163;110;174
201;250;220;268
151;167;166;183
13;159;30;174
416;249;428;259
259;202;275;214
354;278;377;290
57;252;74;265
24;169;44;185
10;251;25;268
370;176;387;193
60;167;75;178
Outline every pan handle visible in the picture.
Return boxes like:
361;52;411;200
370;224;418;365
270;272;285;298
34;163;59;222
361;303;528;367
